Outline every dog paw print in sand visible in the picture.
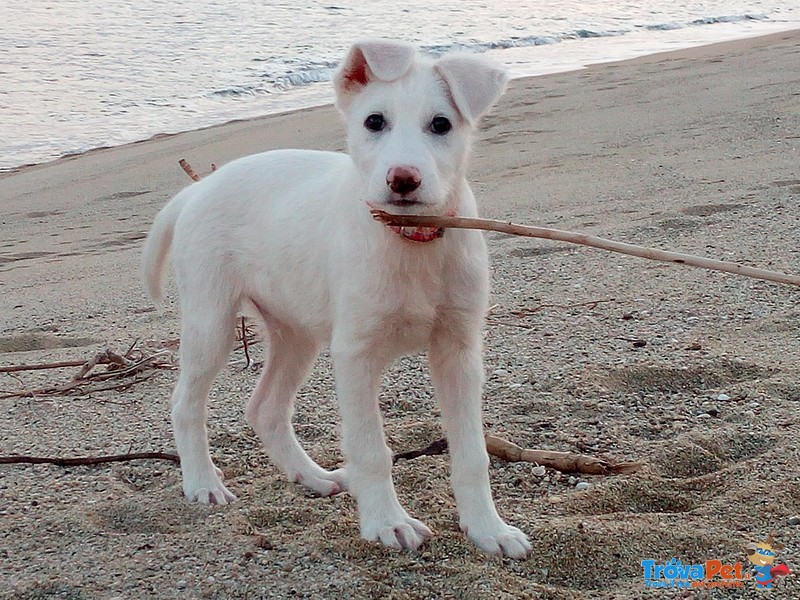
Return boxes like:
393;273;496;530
0;333;96;354
654;429;775;477
100;190;151;201
84;231;148;254
0;250;57;269
680;202;746;218
92;465;211;536
771;179;800;194
93;499;175;535
24;209;63;220
604;359;766;396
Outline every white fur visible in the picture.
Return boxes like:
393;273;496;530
142;39;530;559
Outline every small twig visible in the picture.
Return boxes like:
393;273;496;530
180;159;218;182
484;319;536;330
487;298;616;328
179;158;201;182
71;374;155;396
82;351;171;382
394;435;642;475
509;298;616;316
485;435;642;475
124;338;140;360
241;316;251;370
0;360;88;374
0;451;180;467
371;210;800;288
0;374;152;399
72;351;109;381
615;336;647;346
393;438;449;463
0;344;174;399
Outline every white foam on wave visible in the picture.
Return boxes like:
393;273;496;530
204;13;775;99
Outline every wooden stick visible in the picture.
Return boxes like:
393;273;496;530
485;435;641;475
0;373;154;399
509;298;616;316
180;159;217;182
179;158;201;182
0;345;173;399
0;451;180;466
394;435;642;475
393;438;449;463
371;210;800;288
240;316;251;369
0;360;88;374
81;351;172;382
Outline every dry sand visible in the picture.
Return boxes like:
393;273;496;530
2;31;800;599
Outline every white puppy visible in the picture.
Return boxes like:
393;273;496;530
142;39;531;558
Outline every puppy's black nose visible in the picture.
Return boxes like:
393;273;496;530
387;166;421;194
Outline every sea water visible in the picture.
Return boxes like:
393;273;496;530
1;0;797;170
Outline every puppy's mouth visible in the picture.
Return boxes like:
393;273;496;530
366;200;450;244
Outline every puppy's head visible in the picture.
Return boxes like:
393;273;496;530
334;39;507;214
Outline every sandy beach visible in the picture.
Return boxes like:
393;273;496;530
2;30;799;598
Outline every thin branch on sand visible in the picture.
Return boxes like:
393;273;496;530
179;158;217;182
370;210;800;288
486;298;616;329
393;438;449;463
178;159;201;181
395;435;642;475
240;316;252;369
485;435;642;475
0;347;175;399
0;451;180;467
0;360;90;374
0;320;261;399
509;298;616;316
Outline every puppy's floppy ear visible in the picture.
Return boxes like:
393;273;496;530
435;54;508;126
334;39;416;109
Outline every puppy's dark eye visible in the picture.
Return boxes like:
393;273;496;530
430;116;452;135
364;113;386;132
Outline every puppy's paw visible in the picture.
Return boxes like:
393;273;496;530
462;518;531;559
291;467;348;497
191;485;237;506
183;472;237;506
362;513;433;551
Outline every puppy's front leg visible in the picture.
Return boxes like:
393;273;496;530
429;320;532;559
332;343;433;551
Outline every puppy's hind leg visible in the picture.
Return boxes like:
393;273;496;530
172;297;238;506
246;323;346;496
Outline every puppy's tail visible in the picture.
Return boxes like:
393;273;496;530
141;189;191;307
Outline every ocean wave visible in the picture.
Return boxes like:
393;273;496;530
691;13;767;25
207;13;771;98
647;13;767;30
209;86;267;98
270;62;339;89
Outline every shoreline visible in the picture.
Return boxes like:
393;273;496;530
2;27;797;179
